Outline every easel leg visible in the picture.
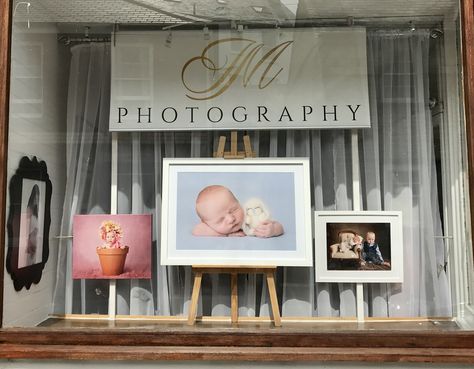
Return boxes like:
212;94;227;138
188;271;203;325
266;271;282;327
243;135;254;157
215;136;226;158
230;131;238;157
231;273;238;324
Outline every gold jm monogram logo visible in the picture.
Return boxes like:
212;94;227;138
181;38;293;100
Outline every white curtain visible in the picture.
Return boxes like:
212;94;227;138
53;30;451;318
362;30;451;317
53;43;112;314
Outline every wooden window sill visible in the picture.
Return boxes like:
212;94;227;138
0;318;473;362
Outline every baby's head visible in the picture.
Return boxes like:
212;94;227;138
196;185;244;235
366;232;376;245
353;234;363;245
100;221;123;245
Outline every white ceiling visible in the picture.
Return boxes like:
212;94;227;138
12;0;459;28
297;0;458;19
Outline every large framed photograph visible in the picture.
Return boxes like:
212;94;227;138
314;211;403;283
161;158;312;266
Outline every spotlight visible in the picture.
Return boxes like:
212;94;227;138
275;22;283;39
430;28;444;39
203;26;210;40
84;26;90;40
165;31;172;48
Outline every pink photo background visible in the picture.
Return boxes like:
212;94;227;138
73;214;152;279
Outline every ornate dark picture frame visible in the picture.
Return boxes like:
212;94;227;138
6;156;52;291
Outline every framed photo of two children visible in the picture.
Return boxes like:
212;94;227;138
314;211;403;283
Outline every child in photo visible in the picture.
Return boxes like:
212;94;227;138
25;184;40;266
361;231;390;267
192;185;284;238
352;233;363;253
336;232;363;254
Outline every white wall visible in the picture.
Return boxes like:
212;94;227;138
3;23;68;327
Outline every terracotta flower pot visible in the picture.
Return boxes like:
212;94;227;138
96;246;129;276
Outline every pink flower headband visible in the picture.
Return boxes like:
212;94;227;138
99;220;123;241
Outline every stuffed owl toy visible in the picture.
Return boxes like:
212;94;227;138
242;198;271;236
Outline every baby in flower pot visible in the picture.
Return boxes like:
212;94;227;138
96;220;129;276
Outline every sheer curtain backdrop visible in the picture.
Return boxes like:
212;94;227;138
53;29;451;318
53;43;112;313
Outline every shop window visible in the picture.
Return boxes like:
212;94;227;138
2;0;474;362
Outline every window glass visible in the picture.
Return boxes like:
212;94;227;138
4;0;472;331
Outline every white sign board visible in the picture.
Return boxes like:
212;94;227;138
110;28;370;131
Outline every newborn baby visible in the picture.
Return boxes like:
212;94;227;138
192;185;245;237
192;185;284;238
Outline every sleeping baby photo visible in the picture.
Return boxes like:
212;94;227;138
192;184;284;238
173;171;297;252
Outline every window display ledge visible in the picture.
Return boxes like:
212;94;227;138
1;324;474;363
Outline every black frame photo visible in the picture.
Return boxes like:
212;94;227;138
6;156;52;291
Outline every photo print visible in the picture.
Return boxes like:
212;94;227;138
315;211;403;283
161;158;313;266
18;179;46;269
73;214;152;279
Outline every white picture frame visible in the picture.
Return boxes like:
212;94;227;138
314;211;403;283
161;158;313;266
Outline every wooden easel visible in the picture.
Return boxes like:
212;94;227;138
187;131;281;327
213;131;256;158
187;265;281;326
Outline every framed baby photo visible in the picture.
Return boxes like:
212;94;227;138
314;211;403;283
161;158;313;266
6;156;52;291
73;214;152;279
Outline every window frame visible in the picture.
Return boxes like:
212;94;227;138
2;0;474;362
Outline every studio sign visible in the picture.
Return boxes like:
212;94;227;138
110;30;371;131
182;38;293;100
